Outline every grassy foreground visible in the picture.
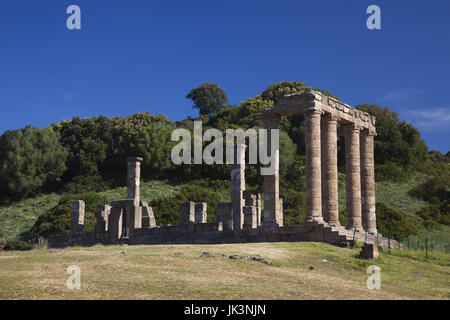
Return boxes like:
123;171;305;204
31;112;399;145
0;242;449;300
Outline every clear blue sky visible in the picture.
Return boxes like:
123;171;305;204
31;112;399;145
0;0;449;152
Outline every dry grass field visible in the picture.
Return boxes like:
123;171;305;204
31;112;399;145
0;242;449;300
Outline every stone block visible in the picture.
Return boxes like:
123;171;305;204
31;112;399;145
217;202;233;231
71;200;85;233
360;243;379;259
179;201;195;225
142;205;156;228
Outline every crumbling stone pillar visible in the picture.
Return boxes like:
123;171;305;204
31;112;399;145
95;204;111;232
262;115;281;228
305;110;323;222
243;191;262;227
109;206;123;239
243;191;261;229
278;197;284;227
321;114;340;226
140;201;156;228
127;157;143;205
344;124;363;231
195;202;207;223
109;200;142;239
231;144;246;230
217;203;233;231
243;206;258;229
179;201;195;225
360;129;377;234
71;200;85;233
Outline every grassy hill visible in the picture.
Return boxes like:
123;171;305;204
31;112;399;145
0;242;448;299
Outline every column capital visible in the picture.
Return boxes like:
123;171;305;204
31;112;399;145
343;123;362;133
303;107;322;115
321;113;339;123
361;128;377;137
127;157;144;164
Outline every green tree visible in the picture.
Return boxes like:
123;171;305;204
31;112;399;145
186;82;229;115
110;113;176;180
0;126;68;198
355;105;429;171
57;116;114;178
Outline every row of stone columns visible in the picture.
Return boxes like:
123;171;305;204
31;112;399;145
263;110;377;234
304;111;377;233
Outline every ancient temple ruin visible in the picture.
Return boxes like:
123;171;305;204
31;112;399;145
49;91;403;250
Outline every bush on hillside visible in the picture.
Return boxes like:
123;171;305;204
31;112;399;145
376;202;420;239
3;239;33;251
25;192;109;237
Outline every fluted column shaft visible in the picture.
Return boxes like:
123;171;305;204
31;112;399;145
344;124;363;230
360;130;377;233
321;115;340;226
262;115;281;228
305;110;322;222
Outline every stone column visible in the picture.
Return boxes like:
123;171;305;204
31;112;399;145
262;115;281;229
231;143;246;230
344;124;363;231
71;200;85;233
305;109;323;222
127;157;143;205
195;202;207;223
217;203;233;231
321;114;340;226
109;206;123;239
95;204;111;232
360;129;377;234
179;201;195;225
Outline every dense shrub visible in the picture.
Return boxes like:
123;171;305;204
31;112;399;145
282;190;307;225
0;127;68;198
375;162;408;182
416;205;450;229
26;192;109;237
376;202;419;239
3;239;33;251
150;181;225;225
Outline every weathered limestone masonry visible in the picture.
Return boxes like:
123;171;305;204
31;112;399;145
261;114;282;229
195;202;207;223
262;90;378;234
179;201;195;225
94;204;111;232
217;203;233;231
141;201;157;228
54;92;406;251
127;157;142;204
231;143;246;230
71;200;85;233
243;191;261;229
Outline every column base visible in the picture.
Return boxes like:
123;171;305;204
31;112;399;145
347;226;364;233
261;220;279;230
305;216;324;224
367;228;378;235
327;221;341;227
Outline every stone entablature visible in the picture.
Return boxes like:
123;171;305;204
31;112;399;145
264;90;376;133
